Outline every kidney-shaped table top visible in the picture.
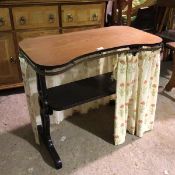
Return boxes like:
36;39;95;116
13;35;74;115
19;26;162;67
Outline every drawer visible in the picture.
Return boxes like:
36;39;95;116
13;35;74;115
0;8;11;31
61;3;105;27
12;6;59;30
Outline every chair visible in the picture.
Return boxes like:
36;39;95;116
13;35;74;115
156;0;175;32
131;5;157;33
164;42;175;91
112;0;133;25
156;0;175;61
157;30;175;62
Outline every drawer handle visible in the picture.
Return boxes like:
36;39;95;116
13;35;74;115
48;14;55;23
10;57;18;64
19;16;26;25
67;14;73;22
0;17;5;27
91;13;98;21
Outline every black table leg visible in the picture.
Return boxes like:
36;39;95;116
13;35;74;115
36;73;62;169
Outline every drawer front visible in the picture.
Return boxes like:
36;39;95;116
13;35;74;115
13;6;59;30
61;3;105;27
0;8;11;31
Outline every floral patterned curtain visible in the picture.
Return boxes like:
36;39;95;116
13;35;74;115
20;47;161;145
113;48;161;145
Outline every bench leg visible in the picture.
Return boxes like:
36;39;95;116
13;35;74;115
37;73;62;169
165;52;175;91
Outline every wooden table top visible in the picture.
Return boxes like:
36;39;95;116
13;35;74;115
19;26;162;67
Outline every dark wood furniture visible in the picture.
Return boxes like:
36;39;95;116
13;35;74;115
156;0;175;63
157;0;175;7
165;42;175;91
157;30;175;60
158;1;175;89
0;0;107;90
19;26;162;169
158;30;175;42
112;0;133;25
156;0;175;32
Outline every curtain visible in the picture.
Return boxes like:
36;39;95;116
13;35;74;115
20;47;161;145
113;48;161;145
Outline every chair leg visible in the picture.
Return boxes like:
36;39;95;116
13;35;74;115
163;47;169;61
126;0;132;26
36;73;62;169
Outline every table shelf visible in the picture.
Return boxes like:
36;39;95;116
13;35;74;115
47;72;116;111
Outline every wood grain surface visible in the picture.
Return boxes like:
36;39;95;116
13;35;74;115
19;26;162;66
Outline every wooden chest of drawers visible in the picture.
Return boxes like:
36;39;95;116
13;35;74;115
0;0;107;90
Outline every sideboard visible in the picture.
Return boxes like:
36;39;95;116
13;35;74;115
0;0;107;90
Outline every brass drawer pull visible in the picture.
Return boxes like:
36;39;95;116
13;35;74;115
10;57;18;64
91;13;98;21
67;14;73;22
48;14;55;23
19;16;26;25
0;17;5;27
